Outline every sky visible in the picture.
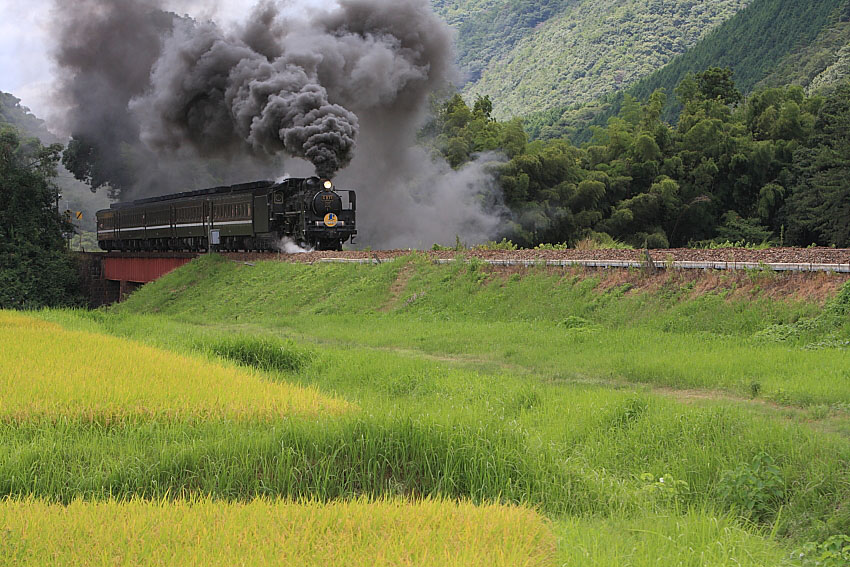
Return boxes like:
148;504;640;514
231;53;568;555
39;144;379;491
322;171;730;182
0;0;53;118
0;0;325;128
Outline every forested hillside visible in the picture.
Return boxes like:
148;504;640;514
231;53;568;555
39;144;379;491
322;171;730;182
463;0;749;121
758;9;850;91
629;0;848;113
0;100;81;308
431;0;570;83
523;0;850;141
425;69;850;249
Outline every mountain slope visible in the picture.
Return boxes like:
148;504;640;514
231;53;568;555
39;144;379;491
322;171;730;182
523;0;850;140
757;7;850;92
629;0;849;106
431;0;572;83
453;0;750;120
0;92;110;230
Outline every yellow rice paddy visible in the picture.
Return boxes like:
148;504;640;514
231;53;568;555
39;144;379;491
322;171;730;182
0;311;350;421
0;498;555;566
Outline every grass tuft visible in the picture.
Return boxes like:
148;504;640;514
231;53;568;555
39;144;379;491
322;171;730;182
193;334;314;374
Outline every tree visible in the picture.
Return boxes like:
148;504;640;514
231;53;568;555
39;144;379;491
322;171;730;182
0;126;80;308
786;82;850;246
696;67;742;106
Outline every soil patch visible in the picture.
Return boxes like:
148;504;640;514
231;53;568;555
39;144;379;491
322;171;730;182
380;264;415;312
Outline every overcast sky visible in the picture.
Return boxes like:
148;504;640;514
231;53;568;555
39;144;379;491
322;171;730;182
0;0;53;117
0;0;326;127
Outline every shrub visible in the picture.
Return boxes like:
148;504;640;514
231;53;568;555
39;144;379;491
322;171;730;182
794;535;850;566
717;453;785;522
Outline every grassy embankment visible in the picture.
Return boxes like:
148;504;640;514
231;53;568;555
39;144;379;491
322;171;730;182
116;253;850;406
6;253;850;565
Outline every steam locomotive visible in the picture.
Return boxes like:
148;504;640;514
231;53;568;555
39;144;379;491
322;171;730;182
96;177;356;252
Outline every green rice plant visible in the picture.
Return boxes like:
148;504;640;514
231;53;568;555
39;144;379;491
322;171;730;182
0;497;555;567
0;416;583;514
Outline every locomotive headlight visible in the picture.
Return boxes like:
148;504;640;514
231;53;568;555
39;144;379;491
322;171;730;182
323;180;333;190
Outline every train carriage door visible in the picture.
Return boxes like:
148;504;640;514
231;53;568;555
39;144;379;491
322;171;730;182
253;194;269;233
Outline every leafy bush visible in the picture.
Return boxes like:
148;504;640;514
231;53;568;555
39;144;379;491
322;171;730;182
717;453;785;522
534;242;569;250
692;239;772;250
432;235;467;251
794;535;850;566
473;238;519;251
575;232;634;250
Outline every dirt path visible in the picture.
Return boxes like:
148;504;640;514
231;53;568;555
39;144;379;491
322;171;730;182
380;264;415;312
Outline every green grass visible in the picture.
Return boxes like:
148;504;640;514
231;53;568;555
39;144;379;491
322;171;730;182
555;512;792;566
29;307;850;542
111;254;850;406
12;254;850;563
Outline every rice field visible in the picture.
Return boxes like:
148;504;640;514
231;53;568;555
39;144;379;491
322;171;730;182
7;254;850;564
0;498;555;566
0;311;349;421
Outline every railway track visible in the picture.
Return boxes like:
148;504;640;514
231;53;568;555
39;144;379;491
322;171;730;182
219;247;850;273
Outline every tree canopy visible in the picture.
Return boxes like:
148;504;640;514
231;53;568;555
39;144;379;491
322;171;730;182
0;125;81;308
426;72;850;248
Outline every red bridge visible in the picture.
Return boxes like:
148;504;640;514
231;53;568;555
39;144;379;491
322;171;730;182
76;252;199;306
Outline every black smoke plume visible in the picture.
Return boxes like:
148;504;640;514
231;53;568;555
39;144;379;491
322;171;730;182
132;17;358;178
